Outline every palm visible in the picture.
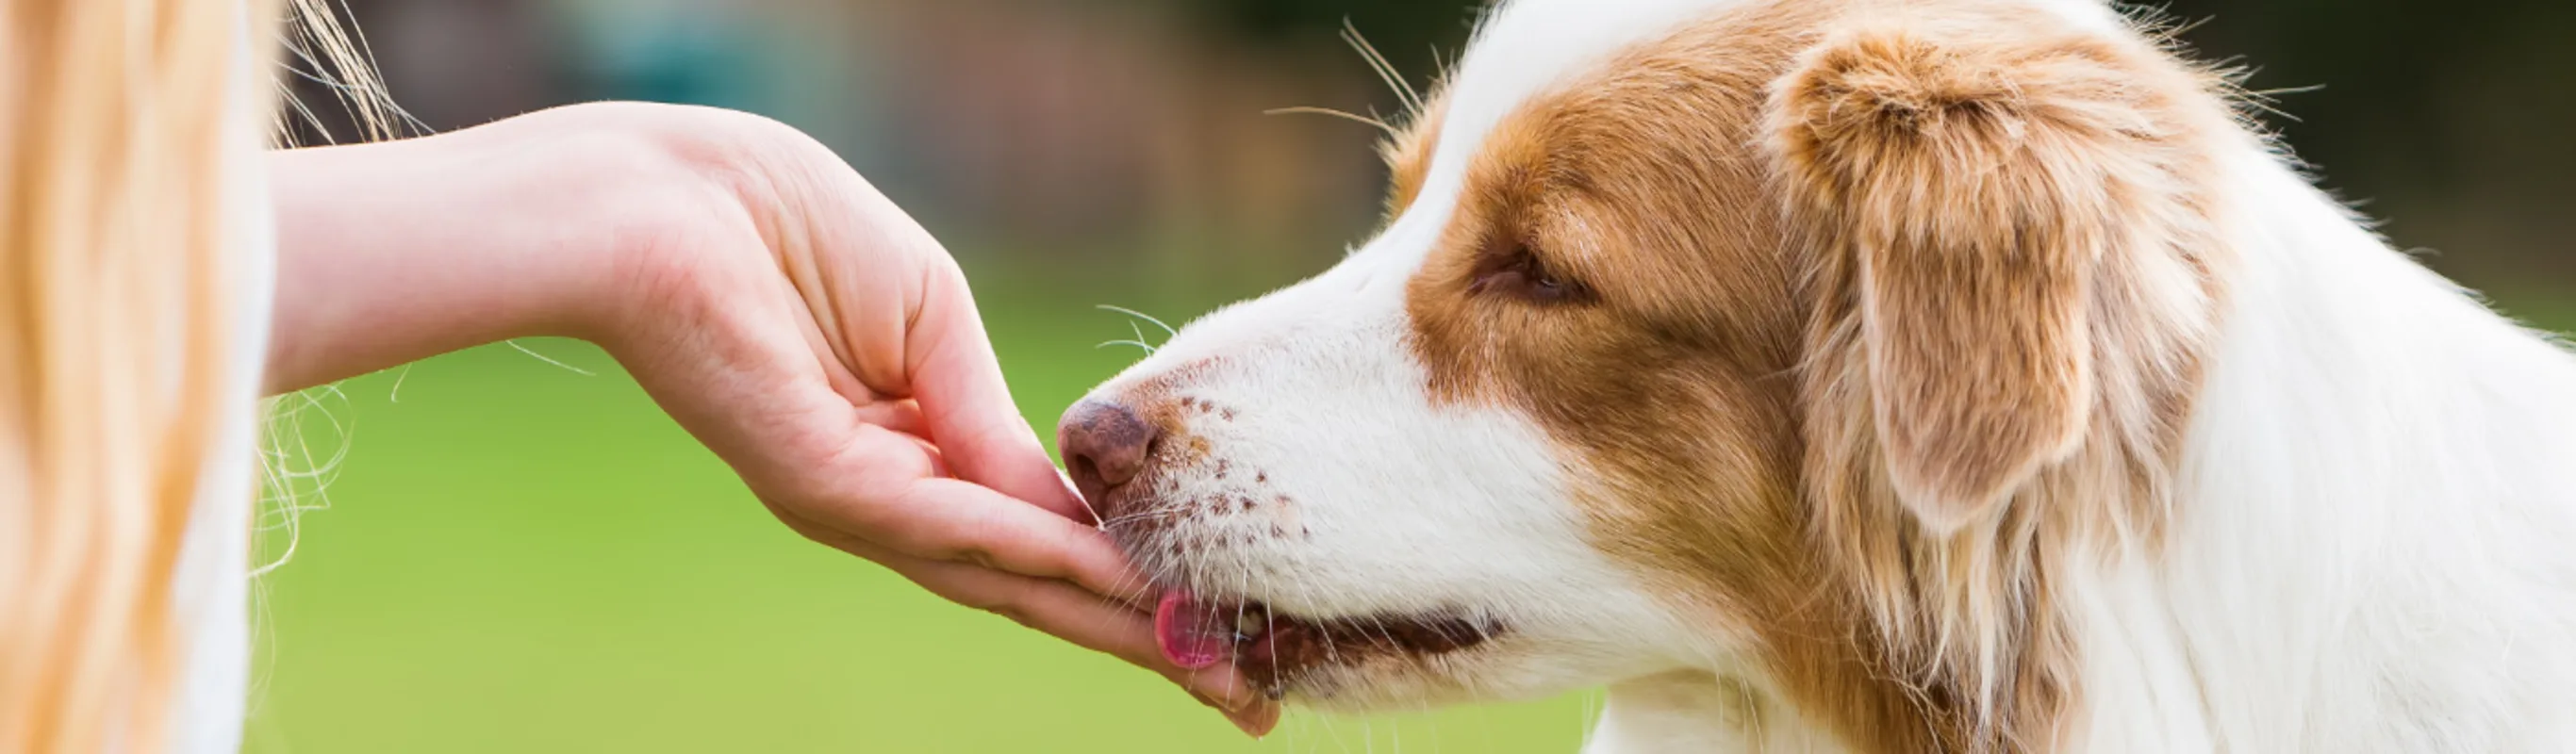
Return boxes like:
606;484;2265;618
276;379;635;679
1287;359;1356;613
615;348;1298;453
589;108;1278;734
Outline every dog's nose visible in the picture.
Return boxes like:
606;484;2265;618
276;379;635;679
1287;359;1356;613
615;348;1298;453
1059;399;1159;502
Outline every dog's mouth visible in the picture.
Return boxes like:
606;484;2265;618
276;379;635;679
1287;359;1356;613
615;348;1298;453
1155;589;1502;697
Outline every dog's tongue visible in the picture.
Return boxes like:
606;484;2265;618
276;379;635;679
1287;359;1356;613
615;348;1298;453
1154;590;1230;669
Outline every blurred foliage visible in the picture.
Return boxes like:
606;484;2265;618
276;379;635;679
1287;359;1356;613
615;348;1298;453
1187;0;1479;75
1181;0;2576;284
2161;0;2576;195
285;0;2573;286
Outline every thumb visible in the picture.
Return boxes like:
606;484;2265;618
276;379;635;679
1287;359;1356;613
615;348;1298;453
905;266;1094;522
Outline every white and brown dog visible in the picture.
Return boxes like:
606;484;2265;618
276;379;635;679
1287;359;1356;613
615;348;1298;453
1056;0;2576;751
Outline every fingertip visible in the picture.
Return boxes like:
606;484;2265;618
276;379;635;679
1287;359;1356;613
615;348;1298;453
1183;670;1279;740
900;478;1150;606
1054;466;1099;525
1194;664;1280;739
957;423;1096;522
1016;459;1094;522
1230;702;1282;740
1183;666;1250;712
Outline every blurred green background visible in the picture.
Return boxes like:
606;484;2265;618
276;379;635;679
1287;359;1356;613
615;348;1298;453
250;0;2573;751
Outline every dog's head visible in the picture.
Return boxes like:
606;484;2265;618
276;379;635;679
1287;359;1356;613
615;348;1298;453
1061;0;2239;743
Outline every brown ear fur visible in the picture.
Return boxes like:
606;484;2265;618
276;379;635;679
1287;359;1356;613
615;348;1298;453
1770;17;2205;533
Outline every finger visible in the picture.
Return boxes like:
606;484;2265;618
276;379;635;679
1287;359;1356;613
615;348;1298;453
870;549;1261;707
798;455;1153;606
760;156;1065;511
902;266;1092;521
1052;467;1101;526
1189;668;1283;739
878;556;1275;729
1222;693;1281;739
784;165;1082;520
766;447;1150;608
854;408;947;478
782;517;1269;715
769;507;1279;733
850;399;928;440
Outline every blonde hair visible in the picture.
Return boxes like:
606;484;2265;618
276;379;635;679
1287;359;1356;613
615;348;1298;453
0;0;391;749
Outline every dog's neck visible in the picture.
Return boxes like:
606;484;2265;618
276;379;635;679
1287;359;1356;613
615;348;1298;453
1583;672;1852;754
1581;674;1773;754
2076;143;2576;752
1591;146;2576;754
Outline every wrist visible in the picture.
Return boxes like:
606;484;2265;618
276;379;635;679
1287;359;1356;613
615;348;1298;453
263;105;719;392
561;104;805;360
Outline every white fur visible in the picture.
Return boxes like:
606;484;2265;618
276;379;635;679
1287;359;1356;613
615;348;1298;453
2100;143;2576;753
1076;0;2576;750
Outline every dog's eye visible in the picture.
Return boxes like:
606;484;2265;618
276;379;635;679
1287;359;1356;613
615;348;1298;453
1469;239;1591;305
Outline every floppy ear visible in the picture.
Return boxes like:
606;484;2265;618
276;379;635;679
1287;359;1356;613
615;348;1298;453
1769;22;2197;533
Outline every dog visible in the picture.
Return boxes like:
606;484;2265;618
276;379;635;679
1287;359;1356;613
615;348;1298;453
1056;0;2576;750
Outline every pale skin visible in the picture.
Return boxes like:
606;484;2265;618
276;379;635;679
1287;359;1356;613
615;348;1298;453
264;101;1280;736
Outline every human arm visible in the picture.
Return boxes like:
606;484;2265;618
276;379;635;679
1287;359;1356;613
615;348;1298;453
264;102;1278;735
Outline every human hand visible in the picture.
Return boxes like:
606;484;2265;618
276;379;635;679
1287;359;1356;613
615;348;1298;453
591;105;1283;736
265;102;1280;735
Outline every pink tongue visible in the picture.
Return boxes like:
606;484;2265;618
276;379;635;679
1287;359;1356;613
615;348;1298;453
1154;591;1230;669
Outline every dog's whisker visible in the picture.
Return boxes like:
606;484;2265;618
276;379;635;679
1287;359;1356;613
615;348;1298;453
1341;20;1423;115
1264;106;1400;137
1095;303;1180;340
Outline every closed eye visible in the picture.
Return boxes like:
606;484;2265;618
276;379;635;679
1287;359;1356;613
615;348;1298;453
1469;237;1593;305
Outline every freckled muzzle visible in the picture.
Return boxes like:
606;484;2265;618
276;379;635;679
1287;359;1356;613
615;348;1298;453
1057;394;1507;697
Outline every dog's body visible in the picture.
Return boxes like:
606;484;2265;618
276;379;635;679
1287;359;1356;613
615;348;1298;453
1057;1;2576;751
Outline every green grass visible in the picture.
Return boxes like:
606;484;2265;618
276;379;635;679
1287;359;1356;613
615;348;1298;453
239;262;1596;753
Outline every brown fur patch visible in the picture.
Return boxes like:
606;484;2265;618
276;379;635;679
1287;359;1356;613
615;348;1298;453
1380;94;1448;220
1401;1;2242;750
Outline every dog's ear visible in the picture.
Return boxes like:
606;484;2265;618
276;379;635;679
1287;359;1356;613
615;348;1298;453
1769;20;2201;533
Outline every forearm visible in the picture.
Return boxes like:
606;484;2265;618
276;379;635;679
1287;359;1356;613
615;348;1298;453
263;110;691;394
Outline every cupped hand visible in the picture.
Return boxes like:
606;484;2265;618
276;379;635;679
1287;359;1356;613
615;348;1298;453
265;102;1278;735
591;105;1281;736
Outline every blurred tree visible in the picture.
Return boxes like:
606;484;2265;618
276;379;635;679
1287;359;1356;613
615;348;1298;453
2157;0;2576;282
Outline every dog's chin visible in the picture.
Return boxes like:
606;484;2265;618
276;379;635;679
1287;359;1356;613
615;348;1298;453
1089;474;1604;710
1152;588;1511;704
1279;651;1514;713
1263;626;1643;714
1093;483;1511;703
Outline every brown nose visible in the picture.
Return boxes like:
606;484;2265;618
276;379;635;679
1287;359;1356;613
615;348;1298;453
1058;399;1159;507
